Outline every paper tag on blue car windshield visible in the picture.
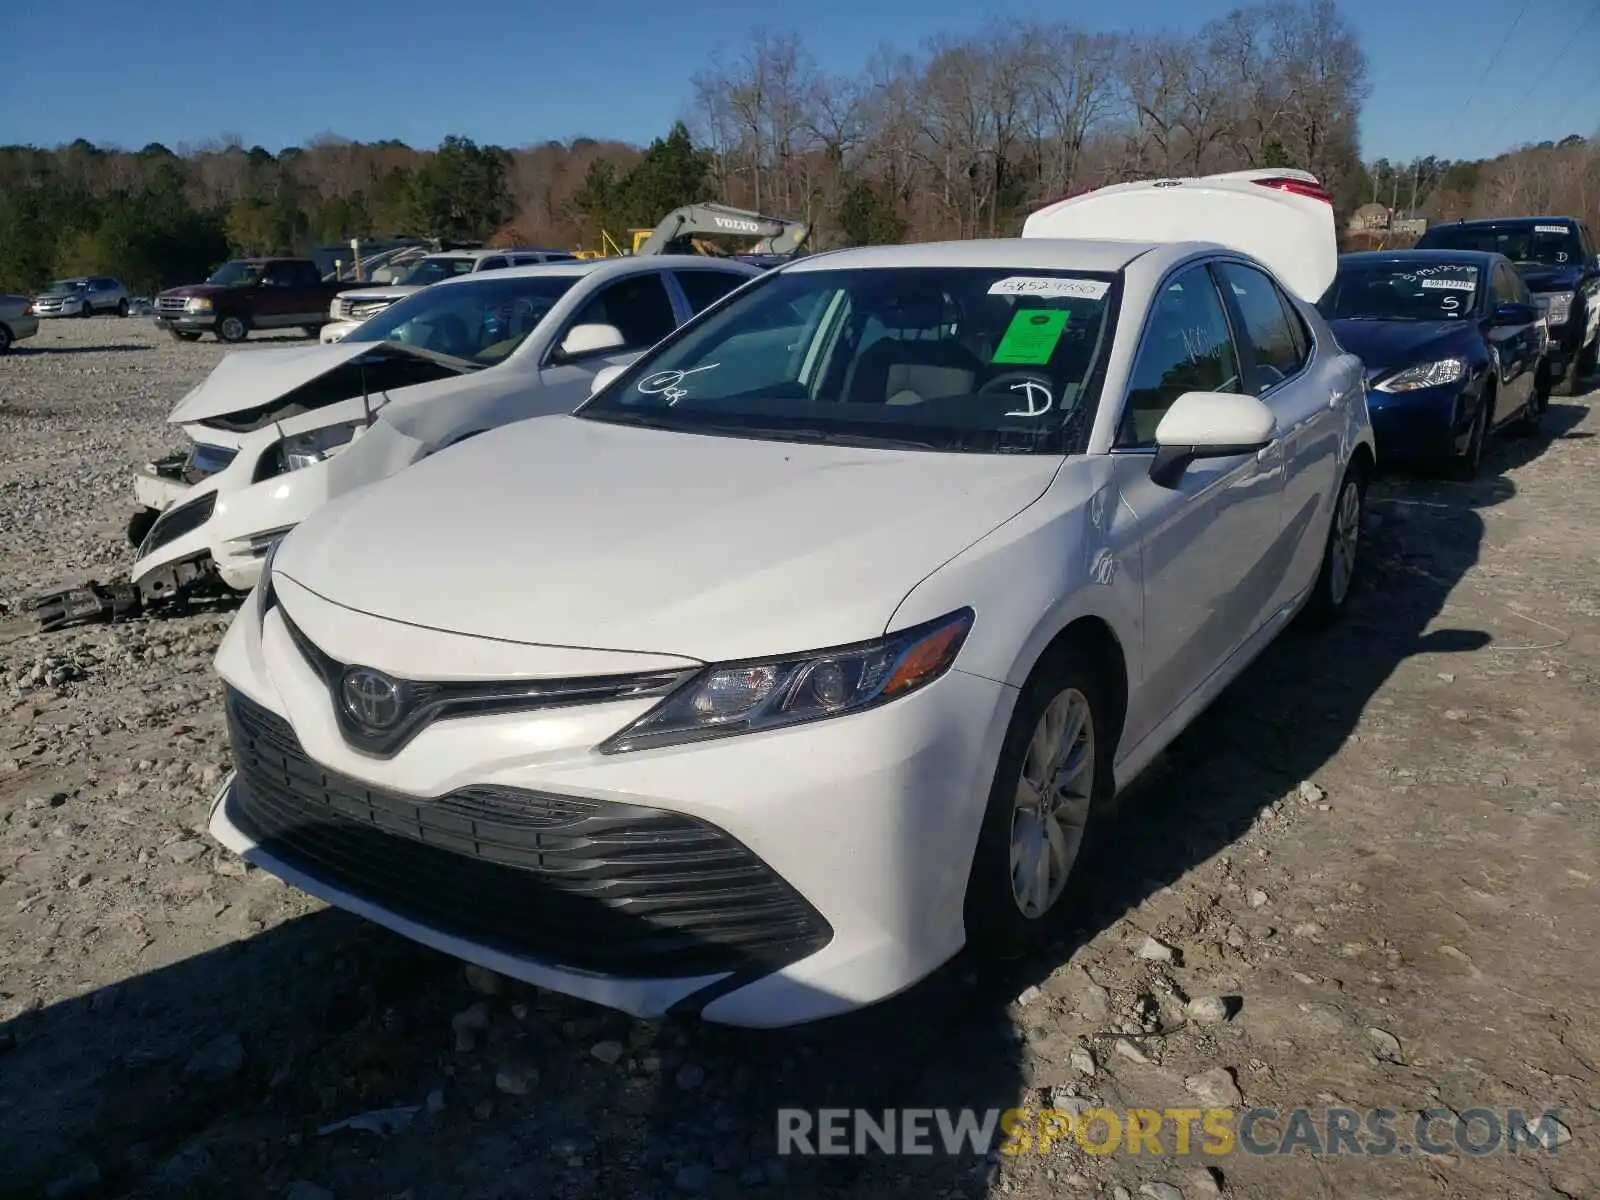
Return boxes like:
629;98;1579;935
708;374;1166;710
1420;279;1474;291
1535;225;1568;235
988;276;1109;301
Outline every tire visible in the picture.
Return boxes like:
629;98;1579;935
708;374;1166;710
1300;459;1367;626
1447;395;1488;481
79;300;93;319
0;323;12;355
117;298;129;317
1511;393;1543;437
302;325;321;339
1580;334;1599;381
964;642;1114;961
215;314;250;343
1552;351;1581;397
169;329;201;343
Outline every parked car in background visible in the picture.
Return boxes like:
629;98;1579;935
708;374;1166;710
0;294;40;353
1414;217;1599;395
321;248;581;343
124;255;760;609
32;276;131;318
154;258;358;343
206;172;1376;1028
1319;250;1547;478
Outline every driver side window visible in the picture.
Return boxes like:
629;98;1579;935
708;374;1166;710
1118;265;1241;447
566;275;677;355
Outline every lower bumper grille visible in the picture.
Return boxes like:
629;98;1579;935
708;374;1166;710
223;689;833;978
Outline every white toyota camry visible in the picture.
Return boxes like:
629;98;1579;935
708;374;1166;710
209;173;1374;1027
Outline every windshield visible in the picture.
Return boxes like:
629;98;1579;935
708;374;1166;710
1418;223;1582;269
46;279;87;293
206;261;263;286
1318;261;1480;321
578;266;1118;454
343;274;580;366
396;257;477;287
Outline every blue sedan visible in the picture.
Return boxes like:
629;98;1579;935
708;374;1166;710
1317;250;1548;479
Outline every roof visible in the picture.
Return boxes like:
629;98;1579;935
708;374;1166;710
1341;249;1500;266
1426;216;1577;229
428;253;761;290
422;247;573;259
784;238;1159;273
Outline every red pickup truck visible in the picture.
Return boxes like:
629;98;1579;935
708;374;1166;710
154;258;361;343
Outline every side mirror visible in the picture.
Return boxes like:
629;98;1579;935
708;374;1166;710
589;362;629;396
1492;301;1539;327
556;322;626;362
1150;391;1277;488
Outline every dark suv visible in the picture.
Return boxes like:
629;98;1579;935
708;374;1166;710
1415;217;1600;394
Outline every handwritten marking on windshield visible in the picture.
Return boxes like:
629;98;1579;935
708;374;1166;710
636;363;721;405
1005;379;1053;417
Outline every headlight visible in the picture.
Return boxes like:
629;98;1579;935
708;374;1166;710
600;608;974;754
1375;358;1466;393
186;297;214;313
276;423;360;472
1538;291;1573;326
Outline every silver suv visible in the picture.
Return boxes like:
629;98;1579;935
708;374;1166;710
33;276;132;318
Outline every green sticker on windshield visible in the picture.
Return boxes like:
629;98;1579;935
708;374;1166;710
992;309;1069;364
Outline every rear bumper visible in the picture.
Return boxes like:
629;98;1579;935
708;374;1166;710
4;313;39;340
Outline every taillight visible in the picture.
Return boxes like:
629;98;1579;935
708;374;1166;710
22;301;33;315
1253;176;1331;203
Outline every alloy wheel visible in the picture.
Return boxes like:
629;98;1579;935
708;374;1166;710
1328;477;1361;607
220;316;246;341
1010;687;1095;919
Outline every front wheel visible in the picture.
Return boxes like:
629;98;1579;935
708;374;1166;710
79;300;93;319
117;298;129;317
1301;462;1367;626
1579;333;1599;381
1447;398;1488;481
1552;351;1581;397
215;314;249;343
964;643;1113;960
302;325;322;339
169;329;201;343
0;324;12;355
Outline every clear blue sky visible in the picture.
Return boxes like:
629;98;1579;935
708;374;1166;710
0;0;1593;164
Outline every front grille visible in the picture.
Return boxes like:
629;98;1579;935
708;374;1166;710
280;612;694;758
158;295;190;314
139;489;216;557
349;299;394;320
223;689;832;977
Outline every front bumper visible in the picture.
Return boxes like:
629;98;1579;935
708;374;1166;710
33;299;84;317
320;320;361;344
155;312;217;332
1367;385;1470;463
208;591;1016;1026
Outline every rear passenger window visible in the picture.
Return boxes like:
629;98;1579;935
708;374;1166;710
1215;262;1307;394
477;257;508;272
1119;265;1241;447
676;270;748;314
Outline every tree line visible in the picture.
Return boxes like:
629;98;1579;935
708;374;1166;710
1;0;1594;295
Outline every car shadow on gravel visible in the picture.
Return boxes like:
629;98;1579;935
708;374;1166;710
1;410;1580;1200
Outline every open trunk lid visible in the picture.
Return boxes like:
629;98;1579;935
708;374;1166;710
1022;171;1337;304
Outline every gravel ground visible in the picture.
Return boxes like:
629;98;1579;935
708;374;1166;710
2;318;1598;1200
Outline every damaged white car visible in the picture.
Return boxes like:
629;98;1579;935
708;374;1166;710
32;256;760;628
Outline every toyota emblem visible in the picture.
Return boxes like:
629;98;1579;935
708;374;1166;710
341;667;405;729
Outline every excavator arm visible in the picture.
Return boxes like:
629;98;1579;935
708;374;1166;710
634;203;810;257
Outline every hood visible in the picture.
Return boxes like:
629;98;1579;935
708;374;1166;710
1512;263;1583;292
339;285;420;302
159;283;232;300
165;340;477;425
275;415;1063;662
36;287;86;299
1328;319;1475;380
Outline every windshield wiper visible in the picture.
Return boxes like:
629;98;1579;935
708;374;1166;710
771;427;944;450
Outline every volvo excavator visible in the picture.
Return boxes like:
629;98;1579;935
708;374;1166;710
575;203;810;262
